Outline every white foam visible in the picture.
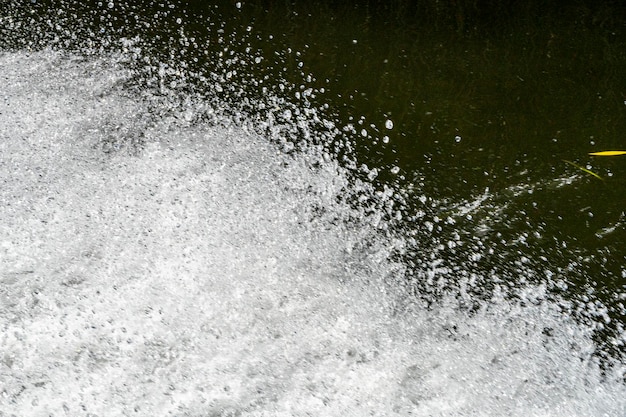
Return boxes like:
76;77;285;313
0;51;624;416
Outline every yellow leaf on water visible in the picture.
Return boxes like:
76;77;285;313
588;151;626;156
562;160;603;180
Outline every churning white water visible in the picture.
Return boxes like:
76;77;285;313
0;51;624;416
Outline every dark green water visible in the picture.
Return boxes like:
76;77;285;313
2;0;624;362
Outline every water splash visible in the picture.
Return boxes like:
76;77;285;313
0;48;624;417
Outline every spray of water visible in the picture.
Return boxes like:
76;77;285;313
0;46;623;417
1;1;625;414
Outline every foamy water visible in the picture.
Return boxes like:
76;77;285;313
0;51;624;416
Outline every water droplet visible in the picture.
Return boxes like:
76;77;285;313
385;119;393;130
455;135;462;143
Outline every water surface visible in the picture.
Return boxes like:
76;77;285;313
0;1;624;415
